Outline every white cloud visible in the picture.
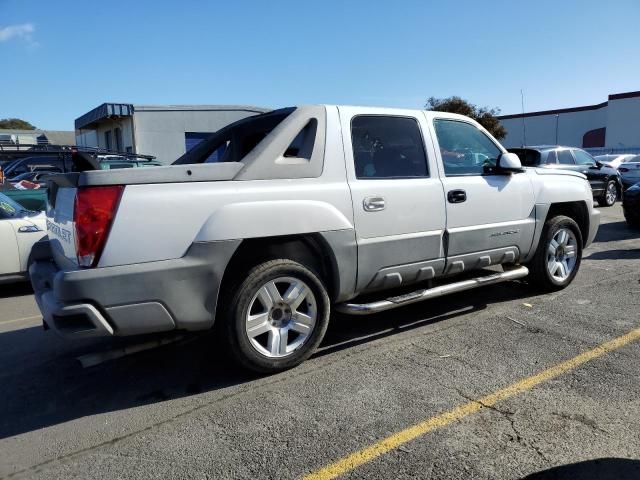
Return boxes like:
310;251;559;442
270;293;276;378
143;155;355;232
0;23;35;43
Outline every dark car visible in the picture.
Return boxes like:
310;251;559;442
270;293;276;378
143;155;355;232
508;146;623;207
9;169;60;185
2;155;71;178
623;182;640;227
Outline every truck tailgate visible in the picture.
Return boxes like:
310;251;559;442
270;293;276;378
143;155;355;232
47;184;79;270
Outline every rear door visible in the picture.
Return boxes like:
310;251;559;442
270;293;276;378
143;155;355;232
429;116;535;272
339;107;446;292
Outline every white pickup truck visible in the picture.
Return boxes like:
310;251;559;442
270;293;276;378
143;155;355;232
30;105;600;372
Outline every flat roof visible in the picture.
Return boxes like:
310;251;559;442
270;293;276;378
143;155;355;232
498;90;640;120
75;103;269;130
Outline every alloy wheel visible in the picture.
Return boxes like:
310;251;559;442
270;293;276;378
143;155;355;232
245;277;317;358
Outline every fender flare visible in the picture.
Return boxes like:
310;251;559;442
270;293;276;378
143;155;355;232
194;200;353;242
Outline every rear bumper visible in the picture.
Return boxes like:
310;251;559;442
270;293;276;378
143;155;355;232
29;239;240;339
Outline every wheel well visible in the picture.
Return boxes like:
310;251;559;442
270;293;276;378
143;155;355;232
220;234;338;301
546;201;589;246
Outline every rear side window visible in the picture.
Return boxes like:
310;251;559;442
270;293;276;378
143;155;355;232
351;116;428;179
557;150;575;165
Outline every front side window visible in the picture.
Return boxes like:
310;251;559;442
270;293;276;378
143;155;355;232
434;120;502;176
557;150;575;165
573;149;596;165
351;116;428;179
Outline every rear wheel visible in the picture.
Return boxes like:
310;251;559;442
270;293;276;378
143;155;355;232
223;259;330;373
599;180;618;207
528;215;583;291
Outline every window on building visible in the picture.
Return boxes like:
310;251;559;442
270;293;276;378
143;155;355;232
175;108;295;165
104;130;112;151
351;116;428;179
114;127;123;152
434;119;501;176
557;150;575;165
185;132;226;163
573;149;596;166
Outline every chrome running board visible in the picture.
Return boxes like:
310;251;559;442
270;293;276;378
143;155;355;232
335;266;529;315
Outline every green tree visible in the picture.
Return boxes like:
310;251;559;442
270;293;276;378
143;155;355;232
0;118;37;130
425;96;506;140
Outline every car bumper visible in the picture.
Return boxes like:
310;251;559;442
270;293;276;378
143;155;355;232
585;208;600;248
29;239;240;339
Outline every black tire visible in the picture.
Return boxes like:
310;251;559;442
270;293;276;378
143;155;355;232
625;211;640;229
222;259;330;374
598;180;618;207
527;215;583;291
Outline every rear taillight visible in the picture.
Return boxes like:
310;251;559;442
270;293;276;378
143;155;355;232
74;186;124;268
619;168;629;173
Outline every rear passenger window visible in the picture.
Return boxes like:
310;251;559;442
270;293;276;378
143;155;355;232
351;116;428;179
557;150;575;165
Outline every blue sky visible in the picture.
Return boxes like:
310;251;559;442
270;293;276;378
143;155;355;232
1;0;639;130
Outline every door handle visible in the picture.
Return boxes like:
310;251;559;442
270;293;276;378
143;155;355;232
447;189;467;203
363;196;385;212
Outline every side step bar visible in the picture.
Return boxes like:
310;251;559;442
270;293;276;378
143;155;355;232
336;266;529;315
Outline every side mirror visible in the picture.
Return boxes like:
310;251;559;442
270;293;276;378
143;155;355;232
497;152;523;173
595;160;603;168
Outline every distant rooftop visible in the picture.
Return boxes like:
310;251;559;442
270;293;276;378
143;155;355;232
0;129;75;147
498;90;640;120
75;103;269;130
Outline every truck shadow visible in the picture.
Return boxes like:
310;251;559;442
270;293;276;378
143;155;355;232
521;458;640;479
0;280;534;440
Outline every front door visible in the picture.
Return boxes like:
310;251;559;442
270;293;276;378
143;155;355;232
430;117;535;273
339;107;447;292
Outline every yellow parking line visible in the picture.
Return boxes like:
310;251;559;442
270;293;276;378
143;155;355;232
0;315;42;326
304;327;640;480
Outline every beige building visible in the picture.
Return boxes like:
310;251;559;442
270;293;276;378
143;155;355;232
75;103;268;164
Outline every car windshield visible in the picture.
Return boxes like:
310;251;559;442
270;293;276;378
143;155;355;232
623;155;640;163
508;149;541;166
0;193;34;219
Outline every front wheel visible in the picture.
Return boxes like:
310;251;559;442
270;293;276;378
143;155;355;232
223;259;330;373
527;215;583;291
599;180;618;207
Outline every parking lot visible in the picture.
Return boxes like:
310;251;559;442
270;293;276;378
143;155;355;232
0;204;638;479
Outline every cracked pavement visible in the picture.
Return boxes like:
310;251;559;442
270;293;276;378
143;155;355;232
0;204;639;479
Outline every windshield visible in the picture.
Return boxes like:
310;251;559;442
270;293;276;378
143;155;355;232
0;192;34;219
508;148;541;166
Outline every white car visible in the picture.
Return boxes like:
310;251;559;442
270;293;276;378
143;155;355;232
0;192;46;283
594;154;637;169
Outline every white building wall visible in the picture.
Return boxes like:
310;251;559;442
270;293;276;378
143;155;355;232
500;107;607;148
132;107;265;163
605;97;640;147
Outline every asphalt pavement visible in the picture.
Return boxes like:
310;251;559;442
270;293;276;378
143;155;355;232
1;204;639;479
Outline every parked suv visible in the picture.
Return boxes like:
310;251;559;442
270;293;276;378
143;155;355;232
31;106;599;373
508;146;622;207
